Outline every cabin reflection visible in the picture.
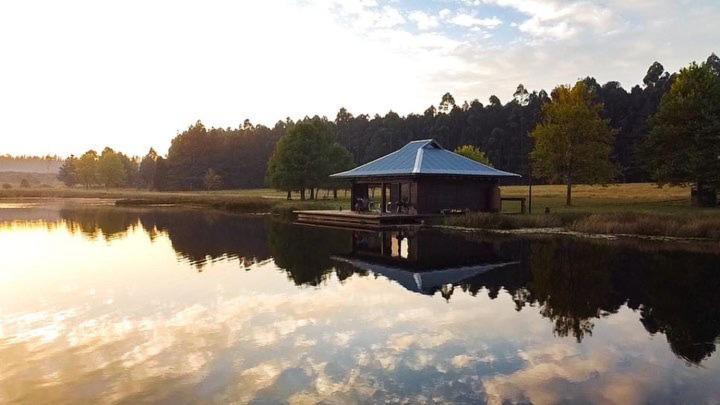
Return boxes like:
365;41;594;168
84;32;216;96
335;228;522;298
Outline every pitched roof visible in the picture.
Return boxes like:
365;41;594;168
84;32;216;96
331;139;520;178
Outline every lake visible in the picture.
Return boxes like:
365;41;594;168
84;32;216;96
1;200;720;404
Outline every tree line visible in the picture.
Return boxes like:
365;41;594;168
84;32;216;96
55;54;719;205
0;155;63;173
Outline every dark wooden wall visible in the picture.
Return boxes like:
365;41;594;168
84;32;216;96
416;177;499;214
350;176;501;214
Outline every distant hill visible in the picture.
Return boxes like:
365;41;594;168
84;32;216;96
0;155;63;173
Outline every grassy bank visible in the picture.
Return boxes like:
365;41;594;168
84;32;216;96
443;211;587;229
444;211;720;240
569;212;720;239
0;187;347;215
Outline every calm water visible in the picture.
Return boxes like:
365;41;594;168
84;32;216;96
1;201;720;404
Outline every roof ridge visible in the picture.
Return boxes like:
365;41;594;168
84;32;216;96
412;147;424;173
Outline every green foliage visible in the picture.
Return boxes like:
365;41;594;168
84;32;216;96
118;152;139;187
642;59;720;206
324;143;354;194
76;150;98;188
267;117;352;199
139;148;158;188
203;168;223;190
153;156;168;191
454;145;492;166
57;155;78;187
165;120;284;190
531;81;617;205
98;147;127;188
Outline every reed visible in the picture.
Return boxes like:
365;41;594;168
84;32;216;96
570;213;720;239
443;212;586;229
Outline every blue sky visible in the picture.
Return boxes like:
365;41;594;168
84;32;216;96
1;0;718;156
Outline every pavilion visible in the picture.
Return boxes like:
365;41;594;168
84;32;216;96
331;139;520;215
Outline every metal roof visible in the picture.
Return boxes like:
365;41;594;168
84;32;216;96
331;139;520;178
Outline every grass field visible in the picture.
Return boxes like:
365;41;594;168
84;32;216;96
500;183;718;216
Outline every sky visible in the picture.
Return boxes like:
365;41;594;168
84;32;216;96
1;0;718;157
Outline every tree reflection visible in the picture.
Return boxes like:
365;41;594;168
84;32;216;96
527;239;623;342
55;206;720;365
460;237;720;364
267;220;354;286
60;208;139;240
60;207;271;268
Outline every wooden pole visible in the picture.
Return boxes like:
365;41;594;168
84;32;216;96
528;170;533;214
381;182;387;213
350;182;355;211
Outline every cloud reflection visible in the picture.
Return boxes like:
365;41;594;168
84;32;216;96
2;205;720;403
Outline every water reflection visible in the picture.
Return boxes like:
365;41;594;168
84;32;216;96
45;206;720;365
3;204;720;403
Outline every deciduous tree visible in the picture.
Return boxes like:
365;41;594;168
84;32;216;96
531;81;617;206
76;150;99;188
267;117;351;200
57;155;79;187
98;147;127;188
642;59;720;206
139;148;158;188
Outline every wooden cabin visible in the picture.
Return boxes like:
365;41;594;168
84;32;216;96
331;139;520;215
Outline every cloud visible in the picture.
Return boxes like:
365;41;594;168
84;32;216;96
408;10;440;30
482;344;659;404
518;17;575;39
449;14;503;29
480;0;619;40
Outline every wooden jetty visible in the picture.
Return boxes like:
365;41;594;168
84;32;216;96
294;210;434;229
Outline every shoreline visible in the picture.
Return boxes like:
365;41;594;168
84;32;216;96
1;188;719;241
434;224;719;244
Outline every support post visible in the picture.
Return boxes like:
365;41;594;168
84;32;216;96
528;171;533;214
381;182;387;213
350;181;356;211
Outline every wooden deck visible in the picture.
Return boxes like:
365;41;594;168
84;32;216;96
294;210;434;228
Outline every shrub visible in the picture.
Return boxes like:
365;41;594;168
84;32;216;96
19;179;30;188
2;183;11;189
